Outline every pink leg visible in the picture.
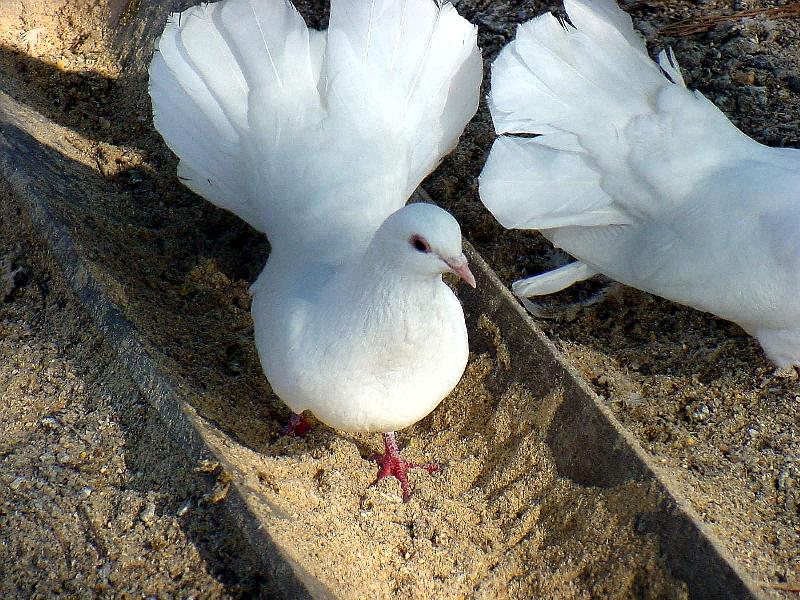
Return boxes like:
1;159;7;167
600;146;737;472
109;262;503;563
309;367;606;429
281;412;312;437
370;432;438;502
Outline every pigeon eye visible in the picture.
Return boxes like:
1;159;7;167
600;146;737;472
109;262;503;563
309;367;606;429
410;235;431;253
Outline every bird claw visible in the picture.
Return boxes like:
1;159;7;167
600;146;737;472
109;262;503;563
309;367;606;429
280;413;312;437
369;433;438;502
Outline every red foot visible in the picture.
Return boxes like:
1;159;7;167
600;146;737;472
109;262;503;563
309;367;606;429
370;432;438;502
281;413;312;437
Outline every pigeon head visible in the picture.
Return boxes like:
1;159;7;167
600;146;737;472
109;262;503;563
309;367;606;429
372;203;476;288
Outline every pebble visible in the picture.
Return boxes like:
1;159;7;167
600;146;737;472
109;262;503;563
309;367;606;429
176;498;192;517
624;393;644;408
140;501;157;524
691;404;710;422
732;70;756;86
41;415;60;429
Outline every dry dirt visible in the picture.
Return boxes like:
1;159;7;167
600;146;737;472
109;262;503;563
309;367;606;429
0;0;797;598
0;187;268;597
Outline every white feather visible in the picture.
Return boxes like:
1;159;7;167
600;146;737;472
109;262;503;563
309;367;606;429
480;0;800;368
149;0;482;437
150;0;480;264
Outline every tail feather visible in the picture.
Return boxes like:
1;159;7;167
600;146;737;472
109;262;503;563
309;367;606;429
215;0;315;95
489;9;663;138
150;47;257;227
563;0;646;53
179;5;250;130
326;0;480;193
406;12;483;187
657;47;685;86
480;135;629;229
153;12;243;138
150;0;316;232
480;0;757;237
150;0;480;261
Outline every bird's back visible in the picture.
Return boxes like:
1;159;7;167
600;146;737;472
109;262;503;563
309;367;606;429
479;0;800;306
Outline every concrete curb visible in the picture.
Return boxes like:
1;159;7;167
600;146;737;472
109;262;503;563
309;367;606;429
0;91;329;599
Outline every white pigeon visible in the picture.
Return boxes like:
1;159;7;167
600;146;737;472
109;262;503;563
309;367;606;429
479;0;800;370
149;0;482;501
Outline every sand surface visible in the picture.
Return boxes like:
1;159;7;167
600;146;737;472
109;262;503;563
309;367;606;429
0;184;266;597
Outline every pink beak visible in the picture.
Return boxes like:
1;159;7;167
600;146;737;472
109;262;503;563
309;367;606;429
445;254;476;288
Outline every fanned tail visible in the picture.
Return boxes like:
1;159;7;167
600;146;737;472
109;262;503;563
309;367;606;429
149;0;317;232
479;0;753;235
149;0;481;263
325;0;482;195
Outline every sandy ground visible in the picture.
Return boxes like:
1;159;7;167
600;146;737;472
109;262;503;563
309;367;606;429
0;189;268;597
0;0;797;597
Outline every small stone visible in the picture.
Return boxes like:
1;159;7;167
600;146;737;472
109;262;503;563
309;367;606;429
41;415;60;429
624;393;644;408
176;498;192;517
691;404;710;422
140;501;157;524
9;477;25;491
633;515;646;533
786;75;800;94
79;486;92;499
731;70;755;86
411;516;435;541
595;374;612;386
121;169;144;187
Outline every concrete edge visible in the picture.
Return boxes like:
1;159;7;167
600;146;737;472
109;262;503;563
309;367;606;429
463;239;763;599
416;187;763;600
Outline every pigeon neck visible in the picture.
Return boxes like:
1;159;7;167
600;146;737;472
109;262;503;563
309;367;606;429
339;243;443;305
